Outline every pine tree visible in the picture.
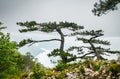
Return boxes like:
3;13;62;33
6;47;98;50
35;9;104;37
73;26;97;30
0;22;23;75
92;0;120;16
69;30;120;60
17;21;84;63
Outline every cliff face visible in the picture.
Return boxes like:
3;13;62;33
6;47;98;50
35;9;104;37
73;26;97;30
22;59;120;79
44;60;120;79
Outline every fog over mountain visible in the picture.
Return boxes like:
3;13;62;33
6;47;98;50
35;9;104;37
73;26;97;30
0;0;120;36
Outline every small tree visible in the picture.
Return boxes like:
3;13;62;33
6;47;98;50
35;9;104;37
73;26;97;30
69;30;120;60
0;22;24;76
17;21;84;63
0;22;17;73
92;0;120;16
23;52;35;72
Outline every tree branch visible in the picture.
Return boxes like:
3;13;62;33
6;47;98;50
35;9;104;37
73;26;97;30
28;39;61;46
77;52;94;59
81;46;91;49
90;36;99;41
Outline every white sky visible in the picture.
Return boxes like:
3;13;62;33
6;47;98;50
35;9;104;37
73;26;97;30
0;0;120;36
0;0;120;61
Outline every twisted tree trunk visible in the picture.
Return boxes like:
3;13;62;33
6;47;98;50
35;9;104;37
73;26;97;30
88;40;104;60
57;28;67;63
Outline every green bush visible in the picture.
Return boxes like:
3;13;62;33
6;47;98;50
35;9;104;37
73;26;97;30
93;64;100;71
55;71;66;79
110;60;117;64
55;62;68;71
32;63;46;79
0;72;20;79
45;70;55;77
83;60;94;68
109;64;120;76
0;72;8;79
83;60;101;71
79;65;85;74
20;72;28;78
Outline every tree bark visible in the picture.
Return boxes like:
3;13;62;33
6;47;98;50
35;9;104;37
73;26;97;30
28;39;61;46
56;28;64;51
88;40;103;59
57;28;67;63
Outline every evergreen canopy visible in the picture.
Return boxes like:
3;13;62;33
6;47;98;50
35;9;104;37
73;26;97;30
92;0;120;16
17;21;84;63
69;30;120;59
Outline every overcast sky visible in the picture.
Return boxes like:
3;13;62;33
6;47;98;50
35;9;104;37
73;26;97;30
0;0;120;50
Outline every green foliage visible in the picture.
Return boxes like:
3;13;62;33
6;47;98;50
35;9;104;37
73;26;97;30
55;62;68;71
79;66;85;74
71;30;104;36
20;72;28;78
48;49;60;57
110;60;117;64
67;46;83;52
55;71;66;79
23;52;35;72
0;72;8;79
17;21;84;33
48;49;77;63
83;60;101;71
93;64;100;71
92;0;120;16
0;23;39;78
17;21;38;32
70;30;120;60
0;22;7;33
83;60;94;68
77;37;110;45
17;21;37;27
17;21;84;63
0;22;2;25
19;39;32;47
45;69;55;77
0;32;21;78
0;33;20;73
109;64;120;76
31;60;120;79
32;63;46;79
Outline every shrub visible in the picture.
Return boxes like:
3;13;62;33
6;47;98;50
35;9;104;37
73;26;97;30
79;66;85;74
93;64;100;71
55;62;68;71
83;60;95;68
0;72;8;79
110;60;117;64
108;64;120;76
20;72;28;78
55;71;66;79
31;63;46;79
